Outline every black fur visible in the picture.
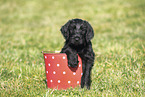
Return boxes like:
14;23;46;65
60;18;95;89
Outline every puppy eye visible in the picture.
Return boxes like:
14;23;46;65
80;26;86;31
70;25;76;29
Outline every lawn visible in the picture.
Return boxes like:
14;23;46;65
0;0;145;96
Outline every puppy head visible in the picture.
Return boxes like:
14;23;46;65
61;19;94;46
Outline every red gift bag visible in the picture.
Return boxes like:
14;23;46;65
42;51;82;90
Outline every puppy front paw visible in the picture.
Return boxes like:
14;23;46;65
86;84;91;90
68;60;79;68
81;76;85;88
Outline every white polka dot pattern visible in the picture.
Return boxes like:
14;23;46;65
48;63;51;66
63;71;66;74
44;54;82;89
73;72;76;75
77;81;79;84
52;56;54;59
58;80;61;83
57;64;60;67
53;71;56;74
68;81;71;84
63;56;65;59
79;64;81;67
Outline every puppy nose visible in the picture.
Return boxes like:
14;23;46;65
75;37;80;41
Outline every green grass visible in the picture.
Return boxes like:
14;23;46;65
0;0;145;96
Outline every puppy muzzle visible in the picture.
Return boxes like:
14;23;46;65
75;37;80;41
74;34;81;41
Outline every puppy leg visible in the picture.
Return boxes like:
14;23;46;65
81;60;86;88
61;47;79;67
67;53;79;67
85;62;93;90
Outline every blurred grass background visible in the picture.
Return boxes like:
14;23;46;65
0;0;145;96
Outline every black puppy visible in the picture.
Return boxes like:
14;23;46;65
60;18;95;89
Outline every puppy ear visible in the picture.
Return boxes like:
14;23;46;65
85;21;94;42
60;20;70;40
